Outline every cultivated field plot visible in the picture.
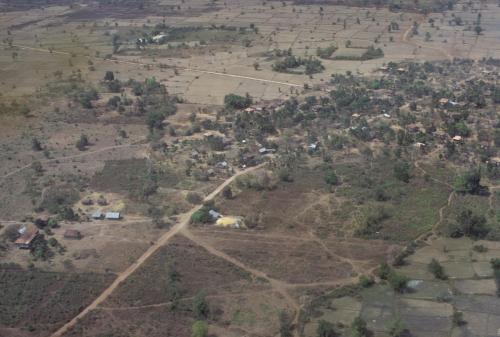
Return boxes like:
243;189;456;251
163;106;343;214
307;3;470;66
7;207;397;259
0;265;115;337
3;0;496;104
302;237;500;337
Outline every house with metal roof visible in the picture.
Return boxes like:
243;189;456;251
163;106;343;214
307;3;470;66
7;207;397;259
105;212;121;220
15;225;39;249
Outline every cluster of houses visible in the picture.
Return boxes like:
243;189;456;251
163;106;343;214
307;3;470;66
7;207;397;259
14;224;82;249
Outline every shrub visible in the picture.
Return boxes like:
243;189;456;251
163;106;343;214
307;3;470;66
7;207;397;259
191;207;211;224
316;45;338;59
387;271;409;293
193;291;209;319
447;208;489;239
191;321;208;337
452;310;466;326
454;169;482;194
75;134;89;151
473;244;488;253
359;275;375;288
428;258;447;280
222;187;233;199
491;258;500;297
351;316;368;337
317;320;338;337
393;161;411;183
387;316;407;337
324;169;339;186
186;192;203;205
377;262;391;280
224;93;252;110
279;311;293;337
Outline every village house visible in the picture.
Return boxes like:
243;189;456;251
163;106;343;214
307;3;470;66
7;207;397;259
64;229;82;240
15;224;39;249
105;212;121;220
91;211;103;220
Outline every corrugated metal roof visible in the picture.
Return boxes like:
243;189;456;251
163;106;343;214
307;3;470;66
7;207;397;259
105;212;121;219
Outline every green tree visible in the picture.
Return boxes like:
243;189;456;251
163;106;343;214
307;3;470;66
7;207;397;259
191;207;211;223
32;137;42;151
75;134;89;151
279;311;293;337
224;93;252;110
193;291;210;319
393;161;411;183
317;320;337;337
324;169;339;186
454;169;481;194
428;258;447;280
147;110;165;130
452;310;466;326
222;186;233;199
350;316;368;337
388;271;408;293
104;71;115;81
387;316;407;337
191;321;208;337
377;262;392;280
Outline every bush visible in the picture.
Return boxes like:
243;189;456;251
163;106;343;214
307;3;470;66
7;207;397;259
104;71;115;81
428;258;447;280
491;258;500;297
393;161;411;183
452;310;466;326
359;275;375;288
324;169;339;186
377;262;391;280
447;208;489;239
191;321;208;337
222;187;233;199
75;134;89;151
317;320;338;337
316;45;338;59
193;291;209;319
351;316;368;337
191;207;211;224
186;192;203;205
279;311;293;337
454;169;482;194
473;244;488;253
387;316;407;337
387;271;409;293
224;93;252;110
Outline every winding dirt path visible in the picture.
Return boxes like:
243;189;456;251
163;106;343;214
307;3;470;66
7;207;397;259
180;228;302;337
400;16;453;61
49;164;264;337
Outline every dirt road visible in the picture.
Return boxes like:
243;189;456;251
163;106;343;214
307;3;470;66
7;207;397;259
6;43;302;88
181;228;302;337
401;17;453;61
49;164;264;337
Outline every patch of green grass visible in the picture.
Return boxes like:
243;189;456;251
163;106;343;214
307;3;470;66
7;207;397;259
231;308;257;326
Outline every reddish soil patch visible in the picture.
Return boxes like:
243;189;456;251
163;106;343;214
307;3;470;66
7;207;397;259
192;229;355;284
61;306;192;337
104;235;269;308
